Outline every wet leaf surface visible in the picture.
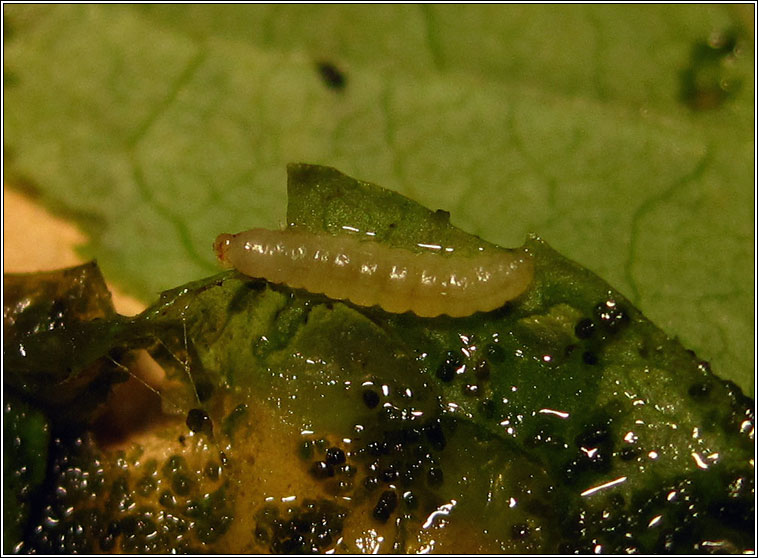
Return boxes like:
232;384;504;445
3;5;753;392
4;165;753;553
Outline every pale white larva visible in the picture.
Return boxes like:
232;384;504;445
213;228;534;318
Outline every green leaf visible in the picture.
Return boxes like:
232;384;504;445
3;263;135;423
5;165;753;553
3;6;753;393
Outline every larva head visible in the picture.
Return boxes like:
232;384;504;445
213;233;235;266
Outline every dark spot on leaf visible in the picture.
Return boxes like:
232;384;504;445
687;381;712;399
479;398;496;419
325;447;346;466
186;408;212;435
402;427;422;443
316;61;347;91
401;462;421;485
435;350;463;382
373;490;397;522
565;423;615;483
255;526;269;542
486;342;505;362
433;209;451;223
424;420;446;451
309;460;334;479
403;490;418;509
474;359;490;381
99;532;116;551
222;403;248;439
194;380;214;402
427;466;444;487
205;461;221;481
575;424;611;448
593;299;629;333
362;388;380;409
618;446;641;461
582;351;598;365
381;465;399;483
574;318;595;339
680;28;744;111
163;455;187;476
366;440;388;456
171;473;191;496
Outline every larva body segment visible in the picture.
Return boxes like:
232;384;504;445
214;229;534;317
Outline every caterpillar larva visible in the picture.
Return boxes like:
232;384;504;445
213;228;534;318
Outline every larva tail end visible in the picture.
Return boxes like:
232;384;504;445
213;233;235;266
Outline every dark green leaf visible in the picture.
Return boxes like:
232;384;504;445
4;263;137;423
5;165;752;553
